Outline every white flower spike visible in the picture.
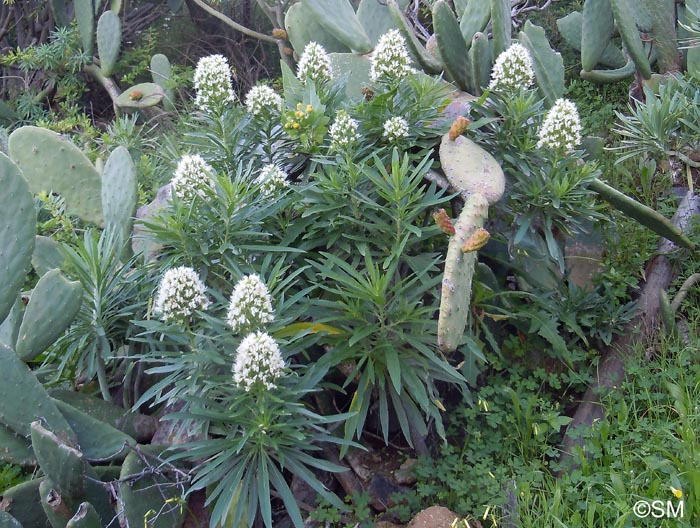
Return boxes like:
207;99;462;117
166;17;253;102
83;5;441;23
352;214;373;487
537;98;582;152
329;110;360;151
227;274;275;334
233;331;285;391
297;42;333;86
245;85;283;117
193;54;236;113
171;154;215;202
383;116;410;141
488;43;535;92
154;266;209;323
370;29;416;83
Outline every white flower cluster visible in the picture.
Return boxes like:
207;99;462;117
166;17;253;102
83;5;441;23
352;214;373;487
488;43;535;92
171;154;215;202
233;331;285;391
370;29;416;83
255;164;289;196
226;274;275;333
245;85;283;117
383;116;409;141
193;54;236;113
537;98;582;151
329;110;360;150
297;42;333;85
154;266;209;323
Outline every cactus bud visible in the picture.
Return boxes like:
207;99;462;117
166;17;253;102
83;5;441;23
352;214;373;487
272;28;288;40
461;227;490;252
448;116;470;141
433;208;456;235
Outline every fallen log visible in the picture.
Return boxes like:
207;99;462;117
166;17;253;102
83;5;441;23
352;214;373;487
556;191;700;473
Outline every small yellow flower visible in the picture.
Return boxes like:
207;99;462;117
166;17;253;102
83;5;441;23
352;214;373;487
306;104;313;113
295;110;304;118
296;102;302;110
292;122;300;129
671;486;683;499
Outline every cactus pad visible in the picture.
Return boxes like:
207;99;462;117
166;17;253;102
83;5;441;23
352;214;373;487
0;345;76;442
438;193;489;352
96;10;121;77
101;146;138;256
8;126;103;226
439;134;505;205
116;83;165;108
15;269;83;362
519;21;565;107
119;445;186;528
0;153;36;325
303;0;373;54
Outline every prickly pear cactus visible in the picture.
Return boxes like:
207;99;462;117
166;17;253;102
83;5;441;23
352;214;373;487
96;10;121;77
0;423;35;466
66;502;101;528
0;154;36;326
439;133;505;205
150;54;176;111
433;0;469;90
0;512;24;528
303;0;373;53
8;126;103;226
29;421;114;526
53;399;136;462
518;21;565;107
119;445;186;528
32;235;66;276
438;193;490;352
15;269;83;362
0;478;51;527
116;83;165;108
101;146;138;257
31;421;86;499
75;0;96;57
0;344;76;442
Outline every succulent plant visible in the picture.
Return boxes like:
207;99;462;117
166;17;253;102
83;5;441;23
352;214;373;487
557;0;687;83
284;0;564;104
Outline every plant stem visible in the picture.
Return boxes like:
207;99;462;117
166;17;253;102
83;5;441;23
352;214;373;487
96;354;113;403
